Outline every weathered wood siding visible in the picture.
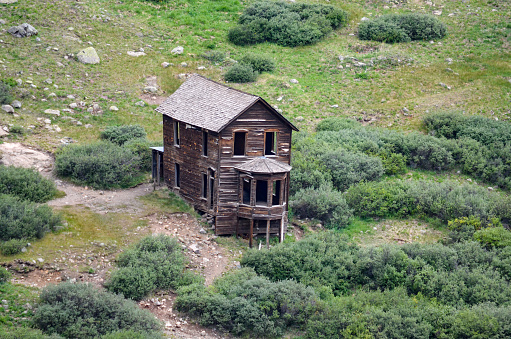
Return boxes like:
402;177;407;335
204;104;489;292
216;101;292;235
163;115;220;213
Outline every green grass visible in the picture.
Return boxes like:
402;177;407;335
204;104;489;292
139;189;196;214
0;283;38;331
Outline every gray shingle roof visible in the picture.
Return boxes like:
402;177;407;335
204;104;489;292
155;74;297;132
234;157;292;174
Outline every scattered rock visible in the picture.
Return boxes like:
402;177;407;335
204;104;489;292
15;79;22;85
445;58;453;64
161;62;170;68
69;103;78;109
199;228;207;234
180;62;188;68
127;51;146;57
402;107;409;113
0;129;8;137
171;46;184;55
0;0;17;3
76;47;100;64
84;124;93;129
7;23;37;38
432;10;442;15
0;19;6;25
439;82;451;90
197;66;206;70
134;101;145;107
331;104;338;108
289;79;299;84
1;105;14;113
144;86;158;93
361;17;370;21
11;100;21;109
44;79;52;84
295;116;304;121
44;109;60;116
37;258;44;263
109;106;119;111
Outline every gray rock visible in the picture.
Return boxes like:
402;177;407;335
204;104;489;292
76;47;100;64
144;86;158;93
11;100;21;108
289;79;299;84
295;116;304;121
135;101;145;107
0;19;6;25
44;79;52;84
69;103;78;109
445;58;453;64
171;46;184;55
180;62;188;68
402;107;409;113
44;109;60;116
1;105;14;113
127;51;146;57
0;129;8;137
109;106;119;111
0;0;18;3
361;17;370;21
161;62;170;68
37;258;44;263
15;79;22;86
67;95;75;99
199;228;207;234
197;66;206;70
7;23;37;38
21;247;27;253
85;124;93;129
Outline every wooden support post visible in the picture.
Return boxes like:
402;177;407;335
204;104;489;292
266;220;270;249
280;217;284;243
249;219;254;248
156;152;161;186
235;218;239;238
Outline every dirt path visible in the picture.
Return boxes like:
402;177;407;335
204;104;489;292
1;142;235;338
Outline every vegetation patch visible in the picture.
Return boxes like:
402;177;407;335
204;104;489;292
0;165;57;203
224;63;258;83
33;282;161;338
100;125;147;146
106;235;202;300
359;13;447;43
228;1;348;47
0;81;13;105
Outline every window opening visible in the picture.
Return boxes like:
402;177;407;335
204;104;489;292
233;132;246;156
242;178;251;205
265;132;276;155
202;131;208;156
272;180;281;205
256;180;268;205
175;163;180;188
202;173;207;198
174;121;180;146
209;170;215;209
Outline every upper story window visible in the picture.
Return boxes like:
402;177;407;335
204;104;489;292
272;180;281;206
265;131;277;156
256;180;268;205
233;131;246;156
174;121;180;146
202;131;208;157
242;178;251;205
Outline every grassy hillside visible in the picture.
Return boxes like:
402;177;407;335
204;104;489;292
0;0;509;150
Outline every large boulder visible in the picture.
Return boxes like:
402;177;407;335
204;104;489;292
7;23;38;38
76;47;100;64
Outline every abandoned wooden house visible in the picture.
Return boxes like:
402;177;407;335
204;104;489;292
155;74;298;246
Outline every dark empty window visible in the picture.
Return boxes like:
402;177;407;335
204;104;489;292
265;132;276;155
209;170;215;209
202;173;207;198
233;132;246;156
175;163;180;188
272;180;281;205
242;178;251;205
256;180;268;205
202;131;208;156
174;121;180;146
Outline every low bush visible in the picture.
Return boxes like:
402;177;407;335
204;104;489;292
239;53;275;73
0;165;57;203
175;268;319;337
0;194;61;241
0;267;10;283
100;330;162;339
0;239;27;256
33;282;161;338
224;63;258;83
106;235;202;300
0;81;13;105
0;327;63;339
229;1;348;47
201;50;226;63
316;117;361;132
474;226;511;249
100;125;147;146
359;13;447;43
124;138;160;172
55;141;144;189
290;184;352;228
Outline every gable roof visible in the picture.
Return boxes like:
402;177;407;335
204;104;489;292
234;157;292;174
155;74;298;133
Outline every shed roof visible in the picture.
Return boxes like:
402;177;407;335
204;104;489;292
234;157;292;174
155;74;298;133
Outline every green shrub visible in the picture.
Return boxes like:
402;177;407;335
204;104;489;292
201;50;226;63
0;267;10;283
316;117;361;132
9;125;24;136
474;227;511;249
55;141;143;189
359;14;446;43
0;194;61;241
239;53;275;73
224;63;258;83
176;268;319;337
0;239;27;255
229;1;348;47
321;150;384;191
0;327;63;339
290;184;353;228
0;81;13;105
100;330;162;339
359;20;410;43
33;282;161;338
100;125;147;146
107;235;202;300
124;138;160;172
0;165;57;203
